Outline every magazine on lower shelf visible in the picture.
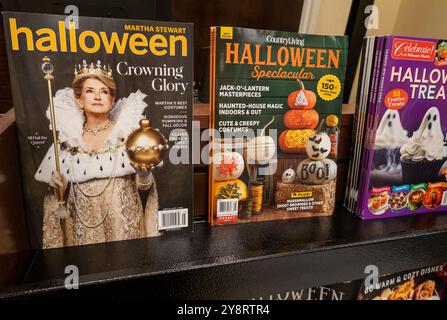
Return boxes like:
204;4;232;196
3;12;194;249
358;263;447;300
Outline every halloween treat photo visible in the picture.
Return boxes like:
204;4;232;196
370;109;408;187
358;264;446;300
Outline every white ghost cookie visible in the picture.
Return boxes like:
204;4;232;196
400;107;447;161
375;109;408;148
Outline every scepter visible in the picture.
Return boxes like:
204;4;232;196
42;56;68;219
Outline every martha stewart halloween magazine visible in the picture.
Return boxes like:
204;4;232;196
346;36;447;219
3;12;193;249
209;27;348;225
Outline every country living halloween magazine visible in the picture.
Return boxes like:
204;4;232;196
209;26;348;225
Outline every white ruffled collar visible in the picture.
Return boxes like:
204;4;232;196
47;87;148;148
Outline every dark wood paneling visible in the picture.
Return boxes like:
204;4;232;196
339;126;352;160
0;123;28;255
172;0;304;83
0;56;8;71
0;71;9;85
0;251;30;289
193;173;208;219
0;85;12;99
0;100;13;112
0;14;12;114
336;163;348;202
0;16;12;113
0;41;5;56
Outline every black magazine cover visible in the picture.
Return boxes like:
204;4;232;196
3;12;193;249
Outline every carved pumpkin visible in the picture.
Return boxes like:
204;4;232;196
279;129;315;153
287;79;317;110
296;158;337;185
284;109;319;130
212;151;244;181
213;179;248;202
305;132;331;160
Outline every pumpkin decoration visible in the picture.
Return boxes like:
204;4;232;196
325;114;339;128
214;179;248;202
212;151;244;181
284;109;319;130
278;129;315;153
305;132;331;160
287;79;317;110
282;168;296;184
296;158;337;185
246;116;276;162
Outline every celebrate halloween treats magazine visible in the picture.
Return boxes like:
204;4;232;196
346;36;447;219
209;27;348;225
3;12;193;248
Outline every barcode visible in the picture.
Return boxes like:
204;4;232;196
158;208;188;230
217;199;238;216
442;191;447;206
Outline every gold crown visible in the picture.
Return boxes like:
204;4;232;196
74;60;113;80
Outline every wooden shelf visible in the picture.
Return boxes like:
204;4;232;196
1;207;447;299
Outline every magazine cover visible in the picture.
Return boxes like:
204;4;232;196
361;36;447;219
3;12;193;249
345;37;377;212
254;280;362;300
357;264;447;300
209;27;348;225
354;37;387;214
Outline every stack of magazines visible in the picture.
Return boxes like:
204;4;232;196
345;35;447;219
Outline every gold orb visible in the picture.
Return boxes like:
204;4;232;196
125;119;169;169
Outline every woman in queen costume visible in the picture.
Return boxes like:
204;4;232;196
35;60;160;249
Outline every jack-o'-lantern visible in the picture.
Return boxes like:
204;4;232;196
287;79;317;110
305;132;331;160
284;109;319;130
278;129;315;153
212;151;244;181
296;158;337;185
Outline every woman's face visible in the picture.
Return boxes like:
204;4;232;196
77;78;114;115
